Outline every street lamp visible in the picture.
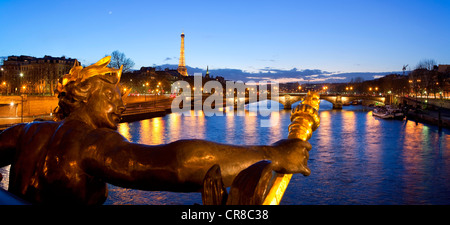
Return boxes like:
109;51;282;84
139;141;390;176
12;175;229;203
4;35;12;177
19;73;24;94
1;81;6;95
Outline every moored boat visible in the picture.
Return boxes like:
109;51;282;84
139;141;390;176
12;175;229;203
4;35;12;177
372;105;405;120
372;107;394;119
391;109;405;120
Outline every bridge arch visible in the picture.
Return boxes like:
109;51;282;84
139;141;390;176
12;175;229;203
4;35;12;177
245;100;284;112
243;94;345;109
198;93;388;110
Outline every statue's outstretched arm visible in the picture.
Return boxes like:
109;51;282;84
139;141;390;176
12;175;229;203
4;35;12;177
0;124;25;168
80;129;311;192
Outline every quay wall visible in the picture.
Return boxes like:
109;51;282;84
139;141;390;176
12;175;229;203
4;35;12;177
398;97;450;110
0;96;58;117
0;95;169;118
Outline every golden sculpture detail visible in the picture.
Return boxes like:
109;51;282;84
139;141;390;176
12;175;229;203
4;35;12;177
288;91;321;141
56;56;124;93
263;91;320;205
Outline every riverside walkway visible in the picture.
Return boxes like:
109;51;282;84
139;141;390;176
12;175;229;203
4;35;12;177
0;96;174;130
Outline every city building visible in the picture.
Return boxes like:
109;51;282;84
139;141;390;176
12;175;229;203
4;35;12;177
121;66;183;94
438;64;450;73
0;55;76;95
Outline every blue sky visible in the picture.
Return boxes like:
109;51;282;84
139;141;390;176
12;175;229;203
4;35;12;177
1;0;449;77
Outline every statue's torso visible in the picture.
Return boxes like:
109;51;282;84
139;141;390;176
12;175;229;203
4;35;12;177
9;120;107;205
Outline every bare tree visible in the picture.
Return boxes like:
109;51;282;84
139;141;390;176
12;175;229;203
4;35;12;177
108;50;135;72
411;59;438;99
415;59;436;71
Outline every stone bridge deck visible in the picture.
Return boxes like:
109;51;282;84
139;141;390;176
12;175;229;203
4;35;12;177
190;93;389;109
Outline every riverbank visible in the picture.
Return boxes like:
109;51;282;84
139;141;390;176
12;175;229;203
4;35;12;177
406;108;450;128
397;96;450;128
121;97;173;123
0;96;175;131
0;115;53;131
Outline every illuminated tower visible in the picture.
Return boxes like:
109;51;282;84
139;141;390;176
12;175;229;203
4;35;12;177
177;32;188;76
205;66;210;79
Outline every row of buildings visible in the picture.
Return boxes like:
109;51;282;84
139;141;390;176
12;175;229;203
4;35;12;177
281;65;450;99
0;55;224;96
121;66;225;95
0;55;76;95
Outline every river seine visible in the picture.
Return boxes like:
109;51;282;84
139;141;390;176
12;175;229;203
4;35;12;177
106;101;450;205
1;101;449;204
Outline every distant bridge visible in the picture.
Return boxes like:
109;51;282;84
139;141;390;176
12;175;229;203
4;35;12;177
263;93;387;109
188;93;390;110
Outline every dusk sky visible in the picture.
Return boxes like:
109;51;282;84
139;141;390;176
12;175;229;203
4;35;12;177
1;0;449;77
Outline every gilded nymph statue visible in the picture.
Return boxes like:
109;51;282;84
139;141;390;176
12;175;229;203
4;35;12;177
0;56;313;204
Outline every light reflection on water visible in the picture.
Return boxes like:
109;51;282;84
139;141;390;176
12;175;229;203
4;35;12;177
1;101;449;205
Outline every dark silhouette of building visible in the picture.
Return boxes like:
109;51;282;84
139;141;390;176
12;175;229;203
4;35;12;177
121;66;183;94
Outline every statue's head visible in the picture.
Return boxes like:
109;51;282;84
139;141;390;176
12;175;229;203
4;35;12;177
54;56;130;130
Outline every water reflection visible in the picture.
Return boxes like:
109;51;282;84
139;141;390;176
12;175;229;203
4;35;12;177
243;111;257;144
167;113;181;142
194;110;206;140
139;119;152;144
118;123;131;142
399;120;450;204
314;110;333;165
225;114;235;144
268;111;283;144
364;111;382;163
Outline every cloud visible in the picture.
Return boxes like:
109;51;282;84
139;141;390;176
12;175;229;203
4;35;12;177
163;56;178;62
149;63;399;84
257;59;277;63
246;77;270;80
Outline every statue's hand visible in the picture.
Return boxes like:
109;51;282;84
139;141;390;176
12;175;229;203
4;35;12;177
270;139;312;176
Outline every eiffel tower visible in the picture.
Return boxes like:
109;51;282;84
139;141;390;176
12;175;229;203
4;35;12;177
177;32;188;76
